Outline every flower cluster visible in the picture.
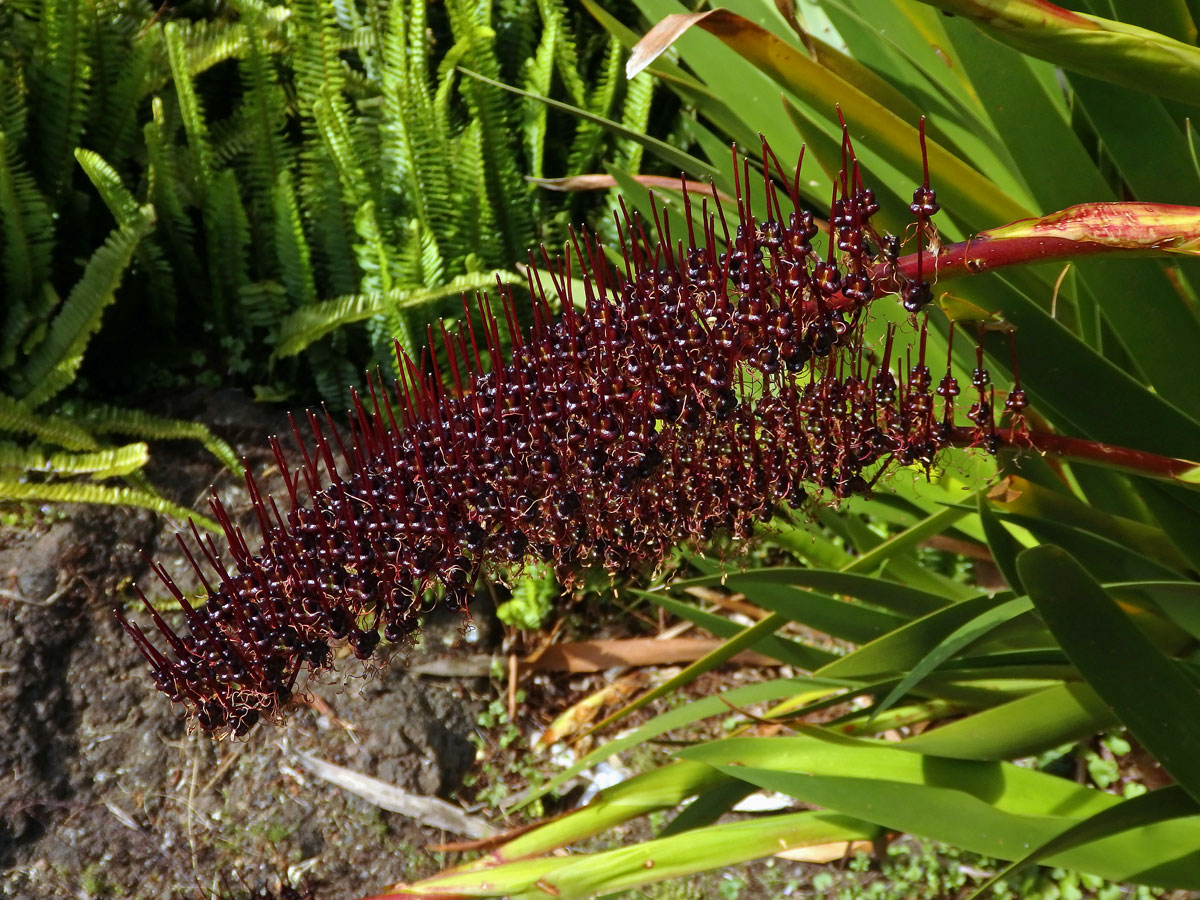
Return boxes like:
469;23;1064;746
119;128;1028;737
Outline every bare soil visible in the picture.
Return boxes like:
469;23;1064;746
0;391;492;900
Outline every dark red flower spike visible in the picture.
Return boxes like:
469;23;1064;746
121;129;1020;737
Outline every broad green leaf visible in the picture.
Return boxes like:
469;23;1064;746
920;0;1200;106
671;567;950;617
979;492;1025;591
681;731;1200;885
816;592;1026;681
1018;545;1200;804
994;475;1188;572
967;786;1200;900
718;579;909;643
520;677;848;811
903;682;1119;760
645;593;837;668
403;809;877;899
872;596;1034;717
627;7;1031;228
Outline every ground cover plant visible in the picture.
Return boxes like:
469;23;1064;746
9;0;1200;898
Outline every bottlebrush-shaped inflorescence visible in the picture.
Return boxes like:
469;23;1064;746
118;125;1029;738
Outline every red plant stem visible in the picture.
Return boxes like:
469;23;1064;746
891;235;1119;282
947;427;1200;481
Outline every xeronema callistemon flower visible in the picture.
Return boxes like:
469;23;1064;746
118;125;1030;738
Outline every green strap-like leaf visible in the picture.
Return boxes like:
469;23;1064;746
919;0;1200;106
966;785;1200;900
1018;544;1200;804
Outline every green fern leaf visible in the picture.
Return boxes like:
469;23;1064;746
0;391;97;450
144;98;201;310
0;479;220;532
0;441;149;478
616;70;654;173
273;269;513;359
75;403;239;472
0;129;54;345
76;145;179;327
453;119;500;264
566;34;621;175
447;0;535;263
273;170;318;307
74;148;141;226
16;206;155;407
33;0;90;193
313;90;371;206
540;0;588;108
175;19;254;77
85;12;154;160
204;168;252;322
164;22;214;185
523;6;559;180
0;58;30;145
238;16;292;262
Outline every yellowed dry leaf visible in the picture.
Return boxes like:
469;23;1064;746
775;839;875;863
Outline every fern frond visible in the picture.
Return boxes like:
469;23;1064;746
0;128;54;317
0;478;220;532
0;391;97;450
176;19;253;76
75;402;239;471
453;119;500;264
288;0;346;104
76;144;179;325
273;269;512;358
33;0;90;193
238;17;292;259
523;7;558;180
448;0;535;263
164;22;214;186
379;0;454;251
616;71;654;174
204;168;252;323
566;34;621;175
16;206;155;407
494;0;537;81
299;152;359;296
85;6;154;160
144;98;202;302
0;58;30;145
273;170;318;307
540;0;588;108
0;441;149;478
306;345;357;413
352;199;397;293
74;148;141;226
238;279;290;331
313;90;371;206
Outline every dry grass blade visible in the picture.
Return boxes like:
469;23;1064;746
529;639;777;673
294;751;497;839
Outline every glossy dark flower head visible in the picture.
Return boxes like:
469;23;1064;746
118;125;1028;738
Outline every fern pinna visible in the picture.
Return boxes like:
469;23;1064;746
118;129;1043;737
